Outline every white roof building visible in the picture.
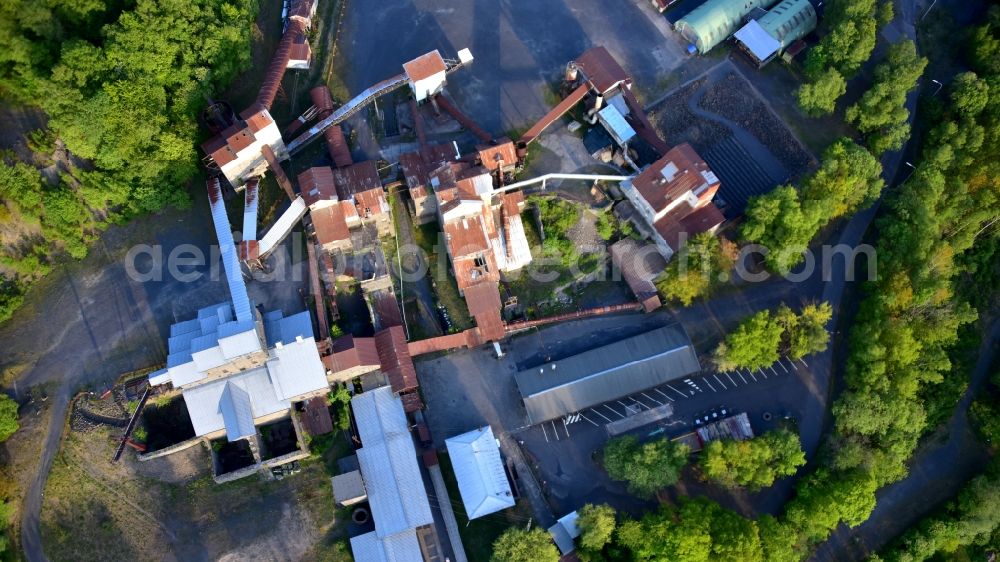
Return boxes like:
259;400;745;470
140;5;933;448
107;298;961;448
350;387;433;561
444;426;515;519
548;511;581;555
734;20;781;64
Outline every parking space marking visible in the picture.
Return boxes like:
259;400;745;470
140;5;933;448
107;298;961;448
590;408;613;423
666;384;687;399
642;392;663;406
703;378;717;392
562;418;570;438
551;421;560;441
578;412;600;426
789;358;800;371
725;372;737;387
747;369;758;382
738;371;748;384
769;365;779;377
778;360;789;373
653;388;674;402
541;423;550;442
799;357;809;367
713;374;726;390
604;404;623;418
759;368;768;379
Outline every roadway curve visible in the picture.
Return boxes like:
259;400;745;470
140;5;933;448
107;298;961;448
812;319;1000;561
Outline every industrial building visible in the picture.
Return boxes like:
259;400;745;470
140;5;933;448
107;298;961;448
514;325;701;424
734;0;818;66
349;386;435;561
675;0;779;54
444;426;515;519
620;143;726;259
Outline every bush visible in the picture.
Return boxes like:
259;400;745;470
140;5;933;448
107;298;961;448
700;429;806;490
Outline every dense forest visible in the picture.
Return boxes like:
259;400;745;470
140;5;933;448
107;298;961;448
0;0;258;322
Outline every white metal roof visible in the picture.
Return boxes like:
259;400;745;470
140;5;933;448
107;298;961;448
352;387;433;538
182;367;291;438
734;20;780;62
258;196;308;257
445;426;515;519
597;105;636;146
267;336;329;401
264;310;315;347
349;529;423;562
208;179;254;323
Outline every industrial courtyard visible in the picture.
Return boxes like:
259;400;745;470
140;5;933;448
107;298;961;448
2;0;995;561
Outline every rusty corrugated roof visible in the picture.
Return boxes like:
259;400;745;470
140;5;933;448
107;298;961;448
463;282;502;317
473;308;506;342
333;160;382;198
312;202;351;247
326;335;380;372
476;139;517;172
444;215;490;256
299;166;337;207
375;326;418;393
654;202;725;252
575;46;630;94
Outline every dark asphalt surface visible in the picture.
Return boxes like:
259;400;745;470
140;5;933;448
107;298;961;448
336;0;686;135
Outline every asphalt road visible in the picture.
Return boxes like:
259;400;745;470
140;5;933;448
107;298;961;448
811;319;1000;561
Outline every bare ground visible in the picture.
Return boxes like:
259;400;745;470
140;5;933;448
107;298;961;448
39;426;344;562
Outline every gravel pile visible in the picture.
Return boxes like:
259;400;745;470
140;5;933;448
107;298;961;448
699;72;813;177
648;78;729;153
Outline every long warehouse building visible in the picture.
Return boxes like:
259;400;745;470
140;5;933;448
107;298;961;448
514;325;701;424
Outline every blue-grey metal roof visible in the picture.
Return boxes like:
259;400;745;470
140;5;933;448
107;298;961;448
514;325;701;424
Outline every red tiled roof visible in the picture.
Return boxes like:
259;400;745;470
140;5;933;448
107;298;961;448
288;33;311;62
422;143;459;167
333;161;383;198
473;309;506;341
373;291;403;329
477;139;517;171
399;152;429;191
444;215;490;256
452;254;500;291
654;202;725;252
632;144;719;215
299;166;337;207
311;203;350;247
309;86;334;113
463;282;502;317
500;191;525;216
403;50;447;82
239;104;274;134
375;326;418;393
575;46;630;94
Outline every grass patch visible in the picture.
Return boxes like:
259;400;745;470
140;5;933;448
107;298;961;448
437;452;535;562
409;220;473;332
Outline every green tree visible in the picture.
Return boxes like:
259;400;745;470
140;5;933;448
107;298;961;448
796;68;846;116
846;40;927;154
0;395;18;442
741;185;820;272
713;310;783;371
576;503;616;558
700;429;806;490
804;0;886;79
655;233;737;305
603;435;690;497
784;302;833;359
595;212;615;241
491;527;560;562
801;139;885;217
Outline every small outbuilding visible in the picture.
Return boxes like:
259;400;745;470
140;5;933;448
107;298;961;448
445;426;515;519
331;470;367;507
734;0;817;66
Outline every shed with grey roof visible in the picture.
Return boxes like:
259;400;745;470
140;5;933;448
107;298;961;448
514;325;701;424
